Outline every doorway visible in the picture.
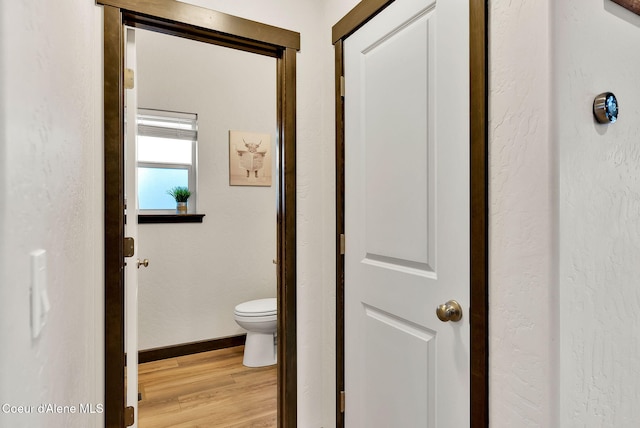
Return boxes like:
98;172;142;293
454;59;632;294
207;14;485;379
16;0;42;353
130;25;279;426
100;1;300;427
332;0;488;426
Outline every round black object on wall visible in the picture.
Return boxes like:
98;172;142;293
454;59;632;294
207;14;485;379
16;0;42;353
593;92;619;124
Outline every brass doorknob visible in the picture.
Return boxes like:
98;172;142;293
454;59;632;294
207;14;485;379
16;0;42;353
436;300;463;322
137;259;149;269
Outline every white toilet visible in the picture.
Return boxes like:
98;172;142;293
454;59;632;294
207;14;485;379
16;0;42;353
234;298;277;367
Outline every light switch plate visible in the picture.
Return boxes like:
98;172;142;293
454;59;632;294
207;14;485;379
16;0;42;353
31;249;49;338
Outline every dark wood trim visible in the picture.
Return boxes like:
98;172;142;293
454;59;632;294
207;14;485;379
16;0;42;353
276;46;297;427
331;0;394;44
124;16;281;58
101;2;299;427
611;0;640;15
469;0;489;426
138;335;246;363
97;0;300;51
334;39;346;428
138;213;205;224
103;5;125;428
332;1;489;427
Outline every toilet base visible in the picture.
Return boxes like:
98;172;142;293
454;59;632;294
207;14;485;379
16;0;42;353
243;331;277;367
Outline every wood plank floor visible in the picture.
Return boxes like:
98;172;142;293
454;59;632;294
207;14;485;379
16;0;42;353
137;346;277;428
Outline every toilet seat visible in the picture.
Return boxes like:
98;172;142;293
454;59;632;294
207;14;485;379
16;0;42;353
234;298;277;317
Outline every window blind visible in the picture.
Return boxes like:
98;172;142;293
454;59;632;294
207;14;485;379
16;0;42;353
137;109;197;141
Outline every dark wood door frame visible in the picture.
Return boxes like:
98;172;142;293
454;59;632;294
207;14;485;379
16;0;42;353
332;1;488;426
98;1;300;426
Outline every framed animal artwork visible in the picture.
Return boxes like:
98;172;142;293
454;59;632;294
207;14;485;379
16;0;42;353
611;0;640;15
229;130;272;187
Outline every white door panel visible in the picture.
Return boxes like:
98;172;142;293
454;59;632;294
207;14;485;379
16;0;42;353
361;5;435;274
361;305;436;427
344;0;469;425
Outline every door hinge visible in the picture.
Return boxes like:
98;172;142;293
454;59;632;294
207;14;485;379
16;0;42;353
124;406;135;426
340;75;345;97
124;68;135;89
340;390;346;413
340;234;345;255
124;237;135;258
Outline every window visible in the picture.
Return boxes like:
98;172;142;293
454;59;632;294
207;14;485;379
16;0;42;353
137;109;198;213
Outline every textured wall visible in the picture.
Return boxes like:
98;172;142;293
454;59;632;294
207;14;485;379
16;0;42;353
0;2;104;427
489;1;557;426
491;0;640;426
135;29;278;350
555;0;640;425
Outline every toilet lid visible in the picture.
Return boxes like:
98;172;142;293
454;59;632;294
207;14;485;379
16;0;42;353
234;298;277;317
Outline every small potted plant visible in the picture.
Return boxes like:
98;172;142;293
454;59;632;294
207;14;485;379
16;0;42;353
167;186;191;214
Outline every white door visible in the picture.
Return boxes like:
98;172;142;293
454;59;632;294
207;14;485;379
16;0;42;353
124;27;140;428
344;0;470;426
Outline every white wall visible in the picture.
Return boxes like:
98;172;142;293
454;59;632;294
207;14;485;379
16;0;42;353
554;1;640;425
490;0;640;426
0;2;104;427
134;29;278;350
489;1;557;426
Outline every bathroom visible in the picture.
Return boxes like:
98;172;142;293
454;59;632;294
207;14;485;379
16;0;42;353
133;24;279;417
